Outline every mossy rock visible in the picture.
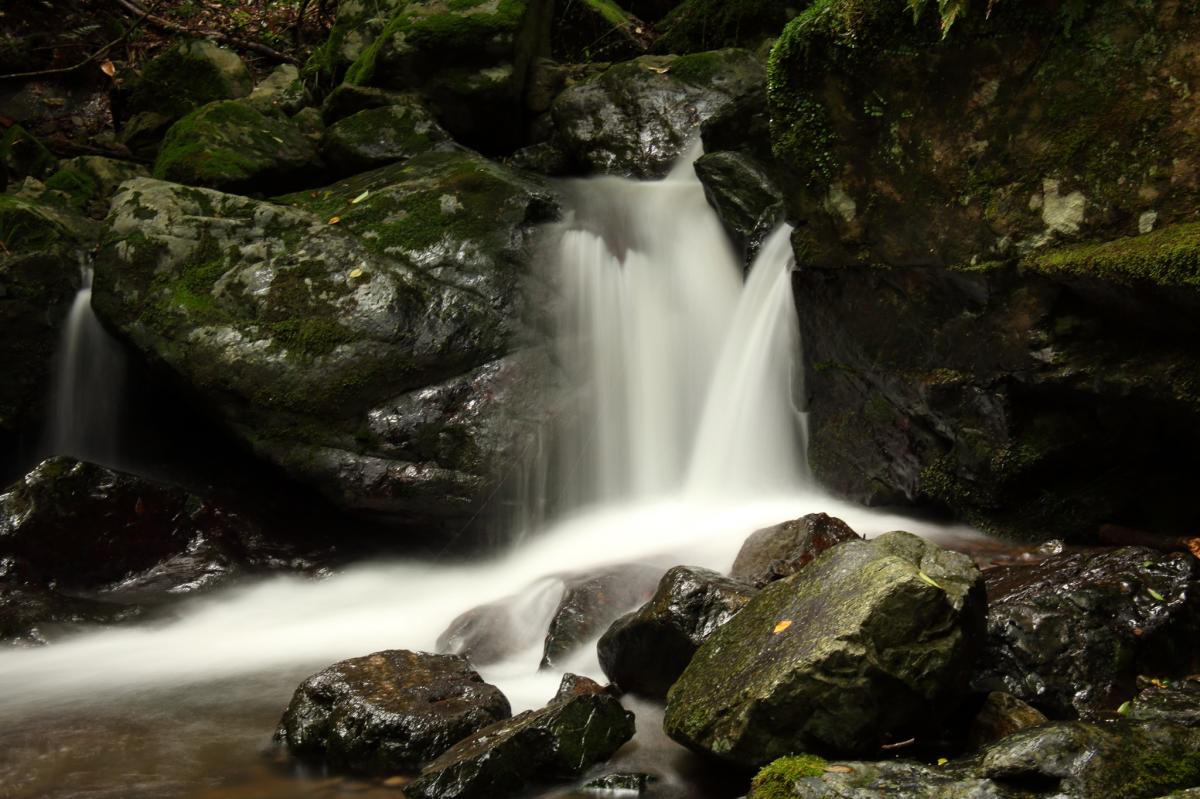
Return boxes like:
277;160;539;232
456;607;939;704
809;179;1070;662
301;0;408;93
43;156;148;218
153;100;318;193
1;124;56;182
125;39;253;123
247;64;311;116
320;100;452;177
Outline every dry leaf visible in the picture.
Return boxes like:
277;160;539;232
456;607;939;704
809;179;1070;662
825;765;853;774
100;60;116;77
1186;538;1200;559
646;64;671;74
773;620;792;634
328;216;341;225
351;190;370;204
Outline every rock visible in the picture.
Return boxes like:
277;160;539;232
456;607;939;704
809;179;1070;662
541;564;663;669
967;692;1049;750
152;100;318;193
276;649;511;775
506;141;572;176
581;772;656;794
1127;677;1200;728
693;150;784;266
597;565;757;699
664;531;985;766
301;0;408;92
437;579;561;665
320;84;416;124
248;64;310;116
0;124;56;182
44;156;149;218
773;0;1200;539
551;49;765;178
0;558;141;646
93;151;560;535
730;512;861;588
404;673;635;799
124;39;252;124
748;755;1014;799
552;0;655;63
973;547;1200;718
321;101;452;177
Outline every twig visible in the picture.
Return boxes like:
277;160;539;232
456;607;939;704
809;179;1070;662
111;0;299;64
879;738;916;751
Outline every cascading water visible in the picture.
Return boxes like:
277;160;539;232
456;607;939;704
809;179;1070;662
0;149;981;798
43;264;126;467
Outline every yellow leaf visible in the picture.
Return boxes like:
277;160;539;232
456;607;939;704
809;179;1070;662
328;216;341;225
351;190;370;204
937;758;949;766
773;620;792;634
100;60;116;77
349;267;364;279
917;570;943;590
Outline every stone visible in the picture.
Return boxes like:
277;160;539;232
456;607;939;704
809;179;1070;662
973;547;1200;718
152;100;318;193
664;532;985;766
248;64;310;116
404;673;635;799
276;649;511;774
967;692;1049;750
597;565;756;699
541;564;663;669
581;772;656;794
44;156;149;218
1127;678;1200;728
730;512;861;587
124;39;252;123
321;101;452;177
437;579;562;665
693;150;784;266
551;49;765;178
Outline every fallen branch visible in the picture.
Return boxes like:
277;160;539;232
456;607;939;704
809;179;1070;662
111;0;299;64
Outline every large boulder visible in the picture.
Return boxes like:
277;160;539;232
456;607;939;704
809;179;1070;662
540;564;663;668
550;49;765;178
405;674;635;799
664;531;985;766
973;547;1200;718
320;100;453;178
770;0;1200;539
92;150;560;537
597;565;757;699
152;100;318;193
730;512;861;587
276;649;511;774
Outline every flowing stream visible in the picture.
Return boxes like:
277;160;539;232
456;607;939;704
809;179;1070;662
0;149;983;798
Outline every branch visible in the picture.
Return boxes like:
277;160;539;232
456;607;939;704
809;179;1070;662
0;0;159;81
111;0;299;64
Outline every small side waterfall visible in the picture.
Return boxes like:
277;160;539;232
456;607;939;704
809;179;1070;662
44;265;126;467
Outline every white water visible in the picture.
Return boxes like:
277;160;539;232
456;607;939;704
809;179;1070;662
0;148;987;796
44;265;126;467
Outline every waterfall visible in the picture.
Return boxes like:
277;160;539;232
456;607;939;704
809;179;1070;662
43;264;126;467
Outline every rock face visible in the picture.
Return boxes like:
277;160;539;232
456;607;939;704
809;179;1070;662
664;532;985;766
693;149;784;265
320;100;452;177
541;564;663;668
92;149;560;536
153;100;318;193
551;49;765;178
730;512;861;588
276;650;511;775
768;0;1200;539
405;674;635;799
973;547;1200;718
597;565;757;699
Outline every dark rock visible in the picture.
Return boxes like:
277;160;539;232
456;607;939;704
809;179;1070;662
973;547;1200;718
123;39;252;124
551;49;765;178
773;0;1200;539
320;101;452;177
437;579;561;665
541;564;663;669
152;99;318;193
320;84;416;124
664;531;985;766
730;512;861;588
276;649;511;775
0;558;141;646
967;692;1049;750
44;156;149;218
404;673;635;799
597;565;756;699
94;153;561;536
1127;677;1200;728
0;124;56;182
506;141;572;176
582;771;656;794
654;0;797;53
694;150;784;266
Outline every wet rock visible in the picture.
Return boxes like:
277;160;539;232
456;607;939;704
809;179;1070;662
123;39;252;125
405;673;635;799
973;547;1200;718
437;579;561;665
94;152;561;536
582;771;656;794
0;558;141;646
967;692;1049;750
730;512;861;588
693;150;783;266
506;141;572;177
748;755;1016;799
152;100;318;193
247;64;310;116
597;565;757;699
541;564;663;669
276;649;511;775
320;101;452;178
551;49;765;178
664;531;985;766
1127;677;1200;728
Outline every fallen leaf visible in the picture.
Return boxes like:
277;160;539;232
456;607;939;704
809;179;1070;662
100;60;116;77
917;570;943;590
328;215;341;225
1148;587;1165;602
773;620;792;634
825;765;853;774
351;190;370;204
646;64;671;74
349;267;364;279
937;758;949;766
1186;538;1200;559
1117;700;1132;716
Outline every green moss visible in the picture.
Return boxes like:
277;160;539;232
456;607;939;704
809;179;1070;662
749;755;828;798
44;169;99;210
1124;751;1200;799
1022;222;1200;289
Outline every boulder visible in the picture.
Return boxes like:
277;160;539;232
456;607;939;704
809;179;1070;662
405;674;635;799
321;84;417;124
247;64;310;116
301;0;407;92
152;100;318;193
276;649;511;774
597;565;757;699
93;151;560;536
694;150;784;266
730;512;861;588
550;49;765;178
664;531;985;766
967;692;1049;750
769;0;1200;539
541;564;662;668
44;156;149;218
0;558;141;646
973;547;1200;718
321;101;452;177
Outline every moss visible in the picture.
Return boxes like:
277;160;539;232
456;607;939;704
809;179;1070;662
44;168;99;210
128;40;248;120
749;754;828;798
1022;221;1200;289
1;124;57;180
1123;750;1200;799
